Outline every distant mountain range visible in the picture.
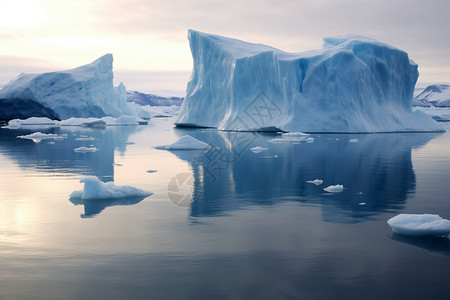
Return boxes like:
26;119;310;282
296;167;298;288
127;90;183;106
413;84;450;107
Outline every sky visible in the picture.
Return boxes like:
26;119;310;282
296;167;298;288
0;0;449;94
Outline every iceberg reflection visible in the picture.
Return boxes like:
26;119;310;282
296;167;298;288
172;128;441;223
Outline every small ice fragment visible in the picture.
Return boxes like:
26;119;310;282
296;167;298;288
17;132;59;143
323;184;344;193
282;132;309;137
75;137;96;141
306;137;315;143
350;139;359;143
358;202;366;206
74;146;99;153
250;146;268;153
69;176;152;200
306;179;323;185
387;214;450;236
155;135;210;150
146;170;157;173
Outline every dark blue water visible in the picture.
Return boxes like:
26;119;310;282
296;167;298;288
1;119;450;299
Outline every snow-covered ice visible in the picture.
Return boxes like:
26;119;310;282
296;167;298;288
306;179;323;185
0;54;134;120
250;146;268;153
387;214;450;236
70;176;152;200
74;146;99;153
6;117;58;129
175;30;442;133
414;84;450;107
323;185;344;193
17;132;60;143
155;135;210;150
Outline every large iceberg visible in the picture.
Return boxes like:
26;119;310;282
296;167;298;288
175;30;443;133
0;54;134;120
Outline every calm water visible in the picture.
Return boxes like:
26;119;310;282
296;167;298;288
1;118;450;299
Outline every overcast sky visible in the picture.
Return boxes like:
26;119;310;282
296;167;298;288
0;0;448;93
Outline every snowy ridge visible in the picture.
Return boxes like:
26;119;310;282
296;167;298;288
414;84;450;107
175;30;442;133
0;54;134;120
127;90;183;106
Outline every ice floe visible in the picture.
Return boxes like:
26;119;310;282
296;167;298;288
387;214;450;236
70;176;152;200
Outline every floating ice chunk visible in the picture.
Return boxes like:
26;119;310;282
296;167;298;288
306;179;323;185
358;202;367;205
6;117;59;129
17;132;59;143
139;105;181;117
387;214;450;236
323;184;344;193
146;170;157;173
350;139;359;143
306;137;315;143
74;146;99;153
155;135;210;150
282;132;310;137
69;176;152;200
60;115;144;127
75;137;96;141
250;146;268;153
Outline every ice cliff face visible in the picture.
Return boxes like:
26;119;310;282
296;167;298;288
175;30;442;132
0;54;134;120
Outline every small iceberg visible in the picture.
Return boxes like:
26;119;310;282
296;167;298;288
387;214;450;236
17;132;59;143
70;176;152;200
306;179;323;186
6;117;59;129
75;137;96;141
74;146;99;153
250;146;268;153
350;138;359;143
269;132;311;143
323;184;344;193
155;135;210;150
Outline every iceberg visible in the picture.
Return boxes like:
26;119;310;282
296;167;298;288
155;135;210;150
250;146;268;153
0;54;134;120
70;176;152;200
387;214;450;236
323;185;344;193
74;146;99;153
175;30;443;133
306;179;323;186
17;132;60;143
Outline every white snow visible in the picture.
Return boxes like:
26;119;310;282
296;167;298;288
306;179;323;185
155;135;210;150
175;30;442;133
323;185;344;193
17;132;60;143
250;146;268;153
69;176;152;200
0;54;134;120
387;214;450;236
74;146;99;153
